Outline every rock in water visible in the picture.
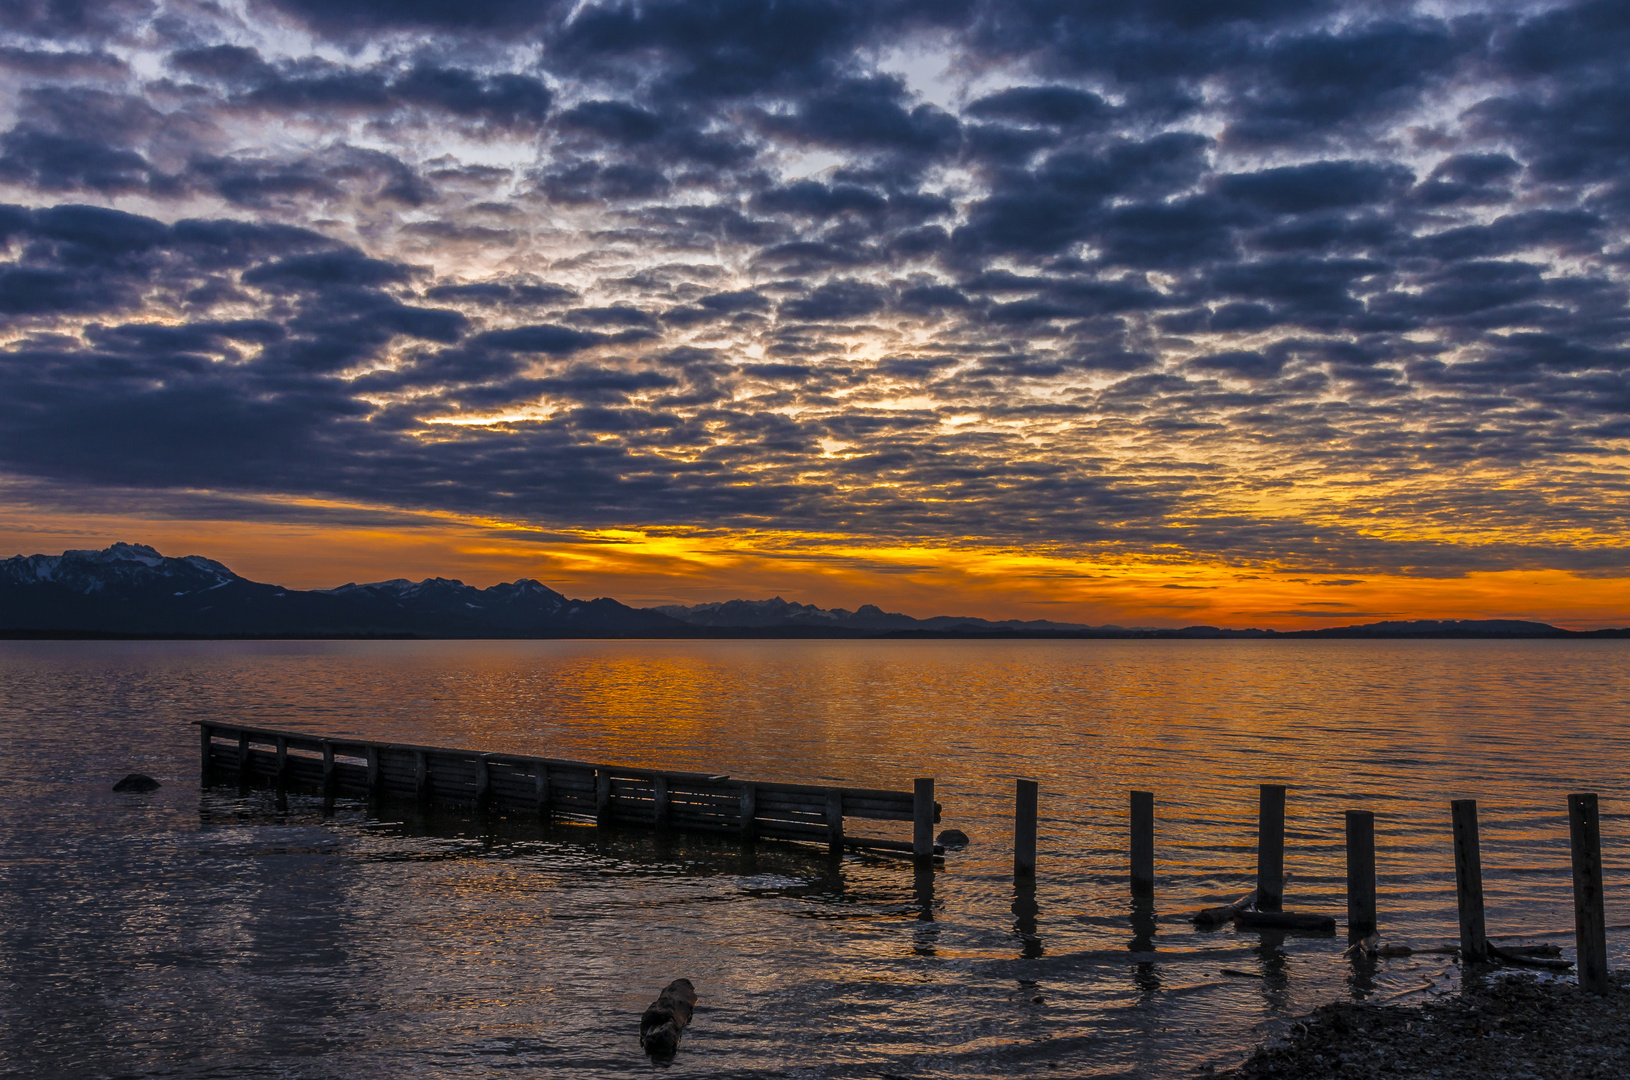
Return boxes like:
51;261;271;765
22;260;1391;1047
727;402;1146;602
639;978;697;1059
113;773;161;793
936;829;970;850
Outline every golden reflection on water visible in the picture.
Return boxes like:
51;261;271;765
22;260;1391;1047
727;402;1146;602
176;637;1630;939
2;638;1628;1079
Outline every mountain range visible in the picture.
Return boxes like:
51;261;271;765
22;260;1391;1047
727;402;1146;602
2;544;1625;640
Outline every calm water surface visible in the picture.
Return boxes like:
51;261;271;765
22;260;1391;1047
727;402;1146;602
2;639;1628;1078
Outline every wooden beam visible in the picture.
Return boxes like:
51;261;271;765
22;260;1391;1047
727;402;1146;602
739;783;757;840
825;789;843;856
1130;790;1154;895
595;769;612;827
198;724;213;786
1345;809;1377;938
1256;784;1286;912
654;775;670;828
913;778;935;864
1013;778;1038;879
1568;792;1609;993
1451;798;1488;964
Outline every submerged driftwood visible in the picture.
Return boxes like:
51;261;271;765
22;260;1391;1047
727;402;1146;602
1193;874;1335;933
1234;909;1337;934
1194;888;1259;928
639;978;697;1059
1489;942;1573;970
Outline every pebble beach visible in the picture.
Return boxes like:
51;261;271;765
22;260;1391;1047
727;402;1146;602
1217;974;1630;1080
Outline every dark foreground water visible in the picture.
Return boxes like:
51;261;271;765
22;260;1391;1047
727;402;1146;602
1;639;1627;1079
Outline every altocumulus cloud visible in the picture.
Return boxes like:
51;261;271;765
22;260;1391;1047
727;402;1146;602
0;0;1627;577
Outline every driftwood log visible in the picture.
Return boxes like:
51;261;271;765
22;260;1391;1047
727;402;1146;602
1194;888;1258;928
639;979;697;1059
1489;942;1573;970
1193;873;1297;928
1235;909;1338;934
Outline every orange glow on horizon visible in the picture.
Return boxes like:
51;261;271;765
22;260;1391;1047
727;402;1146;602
2;498;1627;631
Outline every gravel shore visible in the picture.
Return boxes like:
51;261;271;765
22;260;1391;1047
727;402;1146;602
1215;973;1630;1079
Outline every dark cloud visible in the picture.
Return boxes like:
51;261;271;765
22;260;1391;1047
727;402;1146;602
475;324;606;355
0;0;1626;582
264;0;566;34
1217;161;1414;215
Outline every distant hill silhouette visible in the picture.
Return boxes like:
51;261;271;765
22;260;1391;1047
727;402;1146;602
0;543;684;638
2;544;1625;640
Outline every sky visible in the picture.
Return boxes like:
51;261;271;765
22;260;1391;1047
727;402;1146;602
0;0;1627;628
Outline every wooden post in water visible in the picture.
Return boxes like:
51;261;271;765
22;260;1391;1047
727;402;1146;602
1130;790;1155;895
1450;799;1488;964
320;741;335;795
913;778;935;864
199;724;213;785
474;756;491;812
1257;784;1286;911
1568;792;1610;993
825;789;844;856
275;735;289;788
236;732;250;777
534;763;550;819
414;750;428;801
739;782;757;840
596;769;613;827
653;776;670;828
1014;779;1038;879
1345;810;1377;937
365;746;380;796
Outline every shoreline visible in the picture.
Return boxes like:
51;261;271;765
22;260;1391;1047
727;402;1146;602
1216;973;1629;1079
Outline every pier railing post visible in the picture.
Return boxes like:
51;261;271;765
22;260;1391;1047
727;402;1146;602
276;735;289;788
913;778;935;864
199;724;213;786
1014;778;1038;879
320;741;335;796
1345;809;1377;938
365;746;380;797
654;775;670;828
474;756;491;812
739;782;757;840
596;769;613;827
534;764;550;819
1450;798;1489;964
414;750;428;802
825;789;844;856
236;732;250;779
1257;784;1286;911
1568;792;1609;993
1130;790;1155;895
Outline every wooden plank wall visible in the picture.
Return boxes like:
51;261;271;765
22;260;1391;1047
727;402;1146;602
197;722;941;859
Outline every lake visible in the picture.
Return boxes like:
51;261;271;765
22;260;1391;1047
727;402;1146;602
1;638;1627;1078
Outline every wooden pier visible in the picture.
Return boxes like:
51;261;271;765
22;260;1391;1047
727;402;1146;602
197;722;943;860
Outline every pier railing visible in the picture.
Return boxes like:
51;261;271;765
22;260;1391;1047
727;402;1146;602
197;722;942;860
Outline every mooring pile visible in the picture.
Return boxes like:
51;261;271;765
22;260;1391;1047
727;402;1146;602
1005;778;1612;992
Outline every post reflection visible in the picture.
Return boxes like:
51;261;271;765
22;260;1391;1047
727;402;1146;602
1129;894;1161;996
1012;877;1043;959
1346;943;1378;998
911;864;938;956
1253;929;1291;1010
